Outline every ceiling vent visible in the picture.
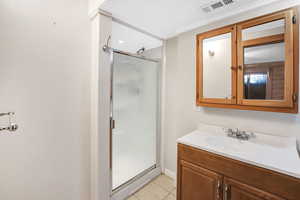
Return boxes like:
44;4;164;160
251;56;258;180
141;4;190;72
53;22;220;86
201;0;237;13
223;0;234;5
211;2;224;9
202;6;212;13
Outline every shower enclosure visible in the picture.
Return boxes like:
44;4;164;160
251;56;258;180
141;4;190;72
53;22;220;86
106;46;161;198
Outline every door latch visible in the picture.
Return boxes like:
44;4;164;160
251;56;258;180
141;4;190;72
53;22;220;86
110;118;115;129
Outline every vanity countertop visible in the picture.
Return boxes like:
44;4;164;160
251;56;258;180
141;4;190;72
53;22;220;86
177;124;300;179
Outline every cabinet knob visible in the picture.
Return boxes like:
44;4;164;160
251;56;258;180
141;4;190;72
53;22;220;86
238;65;243;70
216;180;222;200
224;184;231;200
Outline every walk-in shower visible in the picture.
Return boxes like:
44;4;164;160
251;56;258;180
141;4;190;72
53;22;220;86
103;42;162;199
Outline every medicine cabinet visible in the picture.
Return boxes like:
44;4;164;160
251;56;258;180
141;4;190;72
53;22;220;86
196;8;299;113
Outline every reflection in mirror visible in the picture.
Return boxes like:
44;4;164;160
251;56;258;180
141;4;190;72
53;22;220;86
242;19;285;41
244;42;285;100
203;33;232;99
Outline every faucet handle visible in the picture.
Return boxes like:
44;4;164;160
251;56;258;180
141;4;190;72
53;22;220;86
233;128;239;134
223;127;233;134
223;128;238;137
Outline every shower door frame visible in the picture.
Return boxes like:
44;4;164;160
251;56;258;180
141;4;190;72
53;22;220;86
105;46;163;200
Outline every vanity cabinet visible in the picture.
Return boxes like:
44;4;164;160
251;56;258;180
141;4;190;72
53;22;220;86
223;178;284;200
179;160;222;200
177;144;300;200
196;8;299;113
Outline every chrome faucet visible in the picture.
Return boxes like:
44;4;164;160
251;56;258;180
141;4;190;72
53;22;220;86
224;128;254;141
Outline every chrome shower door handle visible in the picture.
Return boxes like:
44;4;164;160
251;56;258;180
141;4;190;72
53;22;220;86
110;118;115;129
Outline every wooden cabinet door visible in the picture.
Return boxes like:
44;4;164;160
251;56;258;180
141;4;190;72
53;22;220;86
224;177;285;200
177;160;223;200
196;25;237;105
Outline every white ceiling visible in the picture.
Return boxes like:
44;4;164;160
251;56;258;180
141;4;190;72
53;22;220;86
100;0;285;39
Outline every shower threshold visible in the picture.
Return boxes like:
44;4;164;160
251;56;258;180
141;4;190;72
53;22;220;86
111;165;161;200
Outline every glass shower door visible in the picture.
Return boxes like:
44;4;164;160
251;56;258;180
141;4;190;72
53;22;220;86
112;52;158;190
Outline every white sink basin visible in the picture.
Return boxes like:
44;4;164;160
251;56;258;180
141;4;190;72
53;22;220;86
204;135;241;152
177;124;300;179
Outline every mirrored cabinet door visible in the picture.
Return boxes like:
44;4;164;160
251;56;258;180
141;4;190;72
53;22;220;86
196;8;298;113
237;10;295;108
197;25;237;104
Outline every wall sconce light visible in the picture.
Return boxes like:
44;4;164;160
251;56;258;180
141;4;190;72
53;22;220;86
208;50;215;57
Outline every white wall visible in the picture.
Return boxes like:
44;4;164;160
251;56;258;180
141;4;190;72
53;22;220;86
164;5;300;174
89;0;105;15
0;1;91;200
143;47;163;59
90;13;112;200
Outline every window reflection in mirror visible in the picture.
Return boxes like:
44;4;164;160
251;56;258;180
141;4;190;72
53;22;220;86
203;33;232;99
243;42;285;100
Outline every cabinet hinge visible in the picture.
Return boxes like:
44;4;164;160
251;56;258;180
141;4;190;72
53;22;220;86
293;15;297;24
293;93;298;103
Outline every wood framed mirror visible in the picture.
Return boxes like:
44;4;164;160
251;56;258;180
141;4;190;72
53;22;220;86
196;25;237;105
196;8;299;113
237;9;295;108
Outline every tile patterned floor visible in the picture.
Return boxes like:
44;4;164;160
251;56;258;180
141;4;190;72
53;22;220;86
126;174;176;200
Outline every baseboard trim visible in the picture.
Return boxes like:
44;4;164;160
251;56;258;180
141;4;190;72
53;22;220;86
163;168;176;187
164;168;176;179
